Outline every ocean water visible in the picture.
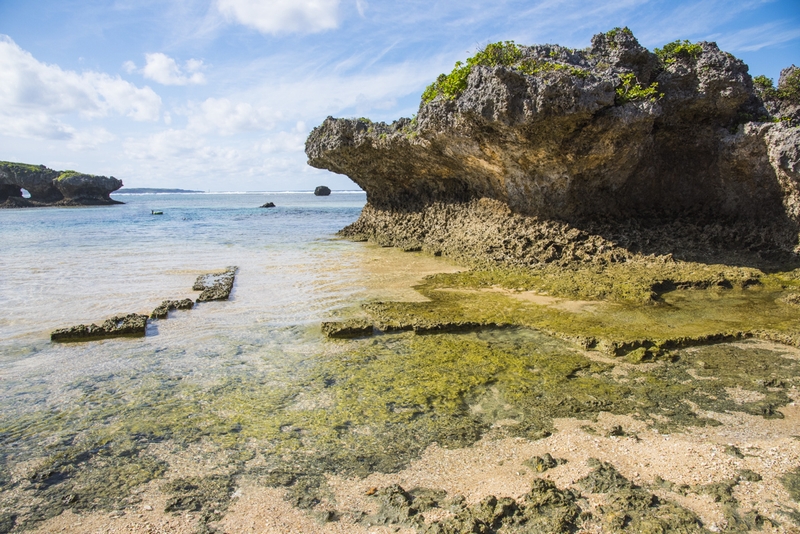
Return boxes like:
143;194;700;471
0;192;458;434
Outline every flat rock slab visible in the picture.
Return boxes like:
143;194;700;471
51;313;148;342
322;319;374;338
194;267;238;302
151;298;194;319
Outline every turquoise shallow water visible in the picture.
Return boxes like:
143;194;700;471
0;192;374;417
0;192;367;345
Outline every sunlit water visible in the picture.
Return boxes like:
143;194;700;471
0;192;455;425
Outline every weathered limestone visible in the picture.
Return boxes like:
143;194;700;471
0;162;123;207
151;299;195;319
193;267;238;302
321;319;374;338
306;30;800;264
50;314;148;342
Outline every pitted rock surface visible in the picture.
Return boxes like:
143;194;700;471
306;30;800;262
51;314;148;342
194;267;238;302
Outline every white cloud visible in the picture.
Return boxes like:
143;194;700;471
217;0;340;34
0;35;161;140
67;127;116;150
142;52;206;85
186;97;275;135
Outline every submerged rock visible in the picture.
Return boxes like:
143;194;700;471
260;201;276;208
194;267;238;302
321;319;374;338
150;298;194;319
51;314;148;342
0;162;123;207
314;185;331;196
306;30;800;263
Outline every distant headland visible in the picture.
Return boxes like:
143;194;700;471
0;161;123;208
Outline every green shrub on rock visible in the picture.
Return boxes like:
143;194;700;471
615;72;662;104
422;41;522;103
654;39;703;64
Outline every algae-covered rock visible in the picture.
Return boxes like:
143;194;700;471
151;298;194;319
523;453;567;473
782;467;800;502
578;459;706;533
194;267;238;302
321;318;374;338
163;474;234;523
50;313;148;342
307;30;800;262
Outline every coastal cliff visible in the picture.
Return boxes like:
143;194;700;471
0;162;123;207
306;29;800;266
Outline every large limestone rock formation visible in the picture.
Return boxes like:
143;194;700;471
306;30;800;265
0;162;123;207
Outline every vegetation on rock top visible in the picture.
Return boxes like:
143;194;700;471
654;39;704;64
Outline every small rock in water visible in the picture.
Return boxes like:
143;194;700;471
321;319;374;338
151;298;194;319
51;313;148;342
194;267;238;302
314;185;331;196
260;202;275;208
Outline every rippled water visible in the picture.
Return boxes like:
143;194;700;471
0;192;457;421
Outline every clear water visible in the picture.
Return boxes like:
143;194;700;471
0;192;457;422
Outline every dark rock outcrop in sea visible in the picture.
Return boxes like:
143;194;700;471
151;298;195;319
306;30;800;266
193;267;238;302
0;162;124;208
51;314;148;342
314;185;332;196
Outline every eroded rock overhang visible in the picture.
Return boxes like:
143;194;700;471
305;30;800;258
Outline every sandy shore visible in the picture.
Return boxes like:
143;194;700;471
32;341;800;534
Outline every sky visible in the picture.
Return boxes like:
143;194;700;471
1;0;798;192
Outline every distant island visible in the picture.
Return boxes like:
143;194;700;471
114;188;204;194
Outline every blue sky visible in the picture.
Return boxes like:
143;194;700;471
1;0;798;191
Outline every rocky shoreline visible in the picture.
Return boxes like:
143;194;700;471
0;162;123;208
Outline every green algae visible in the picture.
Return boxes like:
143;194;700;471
783;467;800;502
2;261;800;531
3;328;799;530
363;262;800;356
578;459;706;533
